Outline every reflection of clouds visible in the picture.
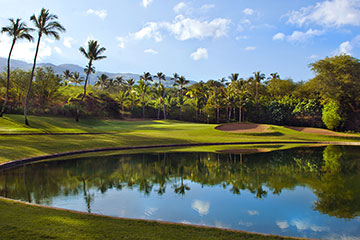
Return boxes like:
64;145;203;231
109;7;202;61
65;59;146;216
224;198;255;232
192;200;210;216
291;219;329;233
238;220;253;227
291;219;309;230
310;225;329;232
180;220;192;224
339;236;360;240
248;210;259;216
276;221;289;229
144;207;158;217
215;221;230;229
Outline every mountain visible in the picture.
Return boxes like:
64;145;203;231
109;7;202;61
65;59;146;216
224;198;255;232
0;57;197;87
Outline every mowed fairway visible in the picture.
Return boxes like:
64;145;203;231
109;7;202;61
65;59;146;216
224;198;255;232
1;114;360;163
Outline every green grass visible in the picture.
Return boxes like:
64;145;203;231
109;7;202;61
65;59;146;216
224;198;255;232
0;198;296;240
0;114;359;164
0;114;359;239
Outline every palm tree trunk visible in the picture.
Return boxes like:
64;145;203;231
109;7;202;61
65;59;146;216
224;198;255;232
216;107;220;123
76;60;92;122
0;39;16;117
162;101;166;120
256;81;259;108
24;34;41;126
142;94;145;118
239;107;242;123
157;105;160;119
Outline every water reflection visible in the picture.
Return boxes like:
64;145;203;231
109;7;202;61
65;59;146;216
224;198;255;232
0;146;360;238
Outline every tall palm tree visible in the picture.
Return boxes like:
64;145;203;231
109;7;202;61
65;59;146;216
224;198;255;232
253;71;265;107
134;79;149;118
0;18;33;117
77;40;106;122
154;72;166;119
24;8;65;125
173;75;189;119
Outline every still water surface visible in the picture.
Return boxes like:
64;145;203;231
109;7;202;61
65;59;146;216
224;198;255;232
1;146;360;239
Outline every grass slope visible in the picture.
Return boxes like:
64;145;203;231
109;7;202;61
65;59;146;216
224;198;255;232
0;198;295;240
0;114;359;163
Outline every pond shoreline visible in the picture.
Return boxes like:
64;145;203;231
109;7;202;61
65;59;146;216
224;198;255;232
1;141;360;170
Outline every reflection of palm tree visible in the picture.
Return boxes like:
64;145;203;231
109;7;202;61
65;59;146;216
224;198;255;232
82;178;94;213
174;178;190;196
154;72;167;119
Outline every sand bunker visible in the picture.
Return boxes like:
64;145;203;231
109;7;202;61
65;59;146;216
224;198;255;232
286;126;355;137
215;123;271;133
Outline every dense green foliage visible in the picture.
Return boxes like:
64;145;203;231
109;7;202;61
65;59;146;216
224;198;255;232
322;101;342;130
1;55;359;131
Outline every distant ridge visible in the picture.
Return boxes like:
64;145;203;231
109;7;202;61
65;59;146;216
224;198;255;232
0;57;196;86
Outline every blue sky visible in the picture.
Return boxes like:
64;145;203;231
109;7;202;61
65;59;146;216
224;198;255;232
0;0;359;82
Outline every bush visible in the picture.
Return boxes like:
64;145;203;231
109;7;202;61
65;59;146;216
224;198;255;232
322;101;342;130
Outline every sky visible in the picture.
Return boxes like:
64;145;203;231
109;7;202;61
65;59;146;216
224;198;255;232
0;0;359;82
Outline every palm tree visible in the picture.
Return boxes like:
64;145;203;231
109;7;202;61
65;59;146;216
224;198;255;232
76;40;106;122
173;75;189;119
134;79;149;118
24;8;65;125
138;72;152;118
253;71;265;107
229;73;239;83
62;69;72;86
95;74;109;90
70;72;84;86
154;72;166;119
0;18;33;117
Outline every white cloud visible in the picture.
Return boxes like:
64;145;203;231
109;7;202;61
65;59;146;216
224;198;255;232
174;2;187;13
191;200;210;216
287;29;324;42
273;32;285;41
127;15;231;42
54;47;62;54
238;221;253;227
243;8;254;15
63;37;73;48
144;48;158;54
116;37;126;48
201;4;215;11
142;0;153;8
310;225;329;232
190;48;208;60
309;54;319;59
276;221;289;229
338;41;353;55
0;33;52;62
86;9;107;20
248;210;259;216
245;46;256;51
237;19;253;32
287;0;360;27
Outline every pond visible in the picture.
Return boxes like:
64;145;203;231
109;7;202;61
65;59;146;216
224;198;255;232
0;145;360;239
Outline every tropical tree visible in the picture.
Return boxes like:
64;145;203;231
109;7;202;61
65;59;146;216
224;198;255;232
95;74;109;90
62;69;72;86
0;18;33;117
252;71;265;107
70;72;84;86
229;73;240;83
24;8;65;125
134;79;149;118
173;75;189;119
154;72;166;119
76;40;106;122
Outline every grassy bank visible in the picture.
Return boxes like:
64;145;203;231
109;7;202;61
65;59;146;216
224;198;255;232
0;114;359;239
1;114;359;163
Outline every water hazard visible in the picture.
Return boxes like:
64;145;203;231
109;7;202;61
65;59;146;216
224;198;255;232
1;146;360;239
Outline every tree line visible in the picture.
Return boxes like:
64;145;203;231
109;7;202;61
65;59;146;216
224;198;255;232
1;9;359;131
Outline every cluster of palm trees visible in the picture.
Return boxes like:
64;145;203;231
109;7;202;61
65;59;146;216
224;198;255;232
0;8;107;124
